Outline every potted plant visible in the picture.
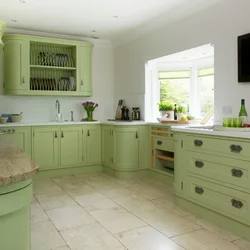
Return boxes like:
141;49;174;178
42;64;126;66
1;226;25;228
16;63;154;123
158;101;174;120
176;104;187;120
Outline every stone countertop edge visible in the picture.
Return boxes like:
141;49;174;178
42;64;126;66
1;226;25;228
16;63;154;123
0;137;39;187
171;126;250;139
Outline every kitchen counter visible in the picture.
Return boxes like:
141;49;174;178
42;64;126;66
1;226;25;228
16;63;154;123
171;125;250;139
0;136;39;186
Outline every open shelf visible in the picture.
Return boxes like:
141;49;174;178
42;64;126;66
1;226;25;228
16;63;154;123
30;65;76;70
155;154;174;162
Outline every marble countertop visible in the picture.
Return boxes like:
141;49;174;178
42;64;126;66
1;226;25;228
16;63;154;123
0;137;39;186
171;125;250;139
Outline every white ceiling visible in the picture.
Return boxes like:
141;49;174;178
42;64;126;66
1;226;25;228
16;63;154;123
0;0;223;46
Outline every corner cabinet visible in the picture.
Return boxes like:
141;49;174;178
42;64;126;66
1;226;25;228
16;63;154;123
3;34;93;97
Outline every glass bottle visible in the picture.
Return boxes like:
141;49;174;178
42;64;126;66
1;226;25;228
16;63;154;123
239;99;248;124
174;104;178;120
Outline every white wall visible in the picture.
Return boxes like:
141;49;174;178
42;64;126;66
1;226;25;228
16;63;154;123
114;0;250;123
0;35;114;122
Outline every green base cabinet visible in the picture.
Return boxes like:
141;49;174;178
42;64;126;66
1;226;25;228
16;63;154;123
114;126;139;169
32;126;59;170
1;126;31;155
138;126;150;169
0;179;33;250
101;125;114;168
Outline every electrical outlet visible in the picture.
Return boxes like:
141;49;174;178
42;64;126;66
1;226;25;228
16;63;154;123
222;106;232;115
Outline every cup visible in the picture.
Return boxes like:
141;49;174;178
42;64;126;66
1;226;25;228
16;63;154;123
233;117;242;128
222;117;229;127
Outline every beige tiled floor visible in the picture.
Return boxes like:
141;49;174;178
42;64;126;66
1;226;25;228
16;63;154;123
31;172;249;250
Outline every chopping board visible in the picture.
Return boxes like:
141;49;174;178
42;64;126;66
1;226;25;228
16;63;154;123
160;120;189;124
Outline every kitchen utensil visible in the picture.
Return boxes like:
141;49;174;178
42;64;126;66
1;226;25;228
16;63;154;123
115;99;123;120
0;117;8;124
11;115;22;122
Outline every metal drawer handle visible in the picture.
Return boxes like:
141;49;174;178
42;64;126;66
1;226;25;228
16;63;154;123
230;144;242;153
194;140;203;147
231;169;243;178
136;131;138;139
81;80;83;86
87;130;90;136
157;140;162;145
231;199;244;209
195;160;204;168
22;76;25;84
61;131;64;138
55;131;57;138
195;186;204;195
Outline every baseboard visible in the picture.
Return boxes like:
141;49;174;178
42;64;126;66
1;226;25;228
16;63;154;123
150;169;174;185
35;165;103;179
176;195;250;241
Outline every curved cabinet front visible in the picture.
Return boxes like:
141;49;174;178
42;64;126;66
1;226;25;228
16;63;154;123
0;179;33;250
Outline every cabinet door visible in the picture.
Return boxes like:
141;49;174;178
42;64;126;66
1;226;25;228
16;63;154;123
114;127;139;169
138;126;150;169
1;127;31;155
60;126;83;167
84;125;101;165
32;127;59;170
101;126;114;167
4;39;29;91
78;45;92;96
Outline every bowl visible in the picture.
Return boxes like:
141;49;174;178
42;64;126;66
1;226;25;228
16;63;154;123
11;115;22;122
0;117;8;124
157;117;161;123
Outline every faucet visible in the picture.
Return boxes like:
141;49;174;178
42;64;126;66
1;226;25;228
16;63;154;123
55;100;62;122
71;111;74;121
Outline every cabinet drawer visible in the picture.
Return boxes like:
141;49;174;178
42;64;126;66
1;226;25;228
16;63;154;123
154;137;174;152
186;135;250;158
187;151;250;190
186;176;250;225
151;126;172;137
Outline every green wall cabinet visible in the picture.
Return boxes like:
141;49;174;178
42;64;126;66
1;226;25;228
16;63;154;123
60;126;83;167
1;126;31;155
78;45;92;96
114;127;139;169
32;126;60;170
3;34;93;97
3;39;29;93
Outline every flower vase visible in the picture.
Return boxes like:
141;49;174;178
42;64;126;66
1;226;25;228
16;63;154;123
86;110;93;121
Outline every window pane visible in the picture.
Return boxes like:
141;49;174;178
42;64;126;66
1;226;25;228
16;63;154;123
160;79;190;105
198;67;214;77
158;70;190;79
199;75;214;116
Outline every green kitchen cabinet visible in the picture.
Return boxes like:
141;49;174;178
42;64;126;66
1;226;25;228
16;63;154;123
78;45;93;96
1;126;31;155
102;125;114;168
138;126;150;169
3;39;29;94
32;126;59;170
84;125;101;165
173;133;186;194
60;126;83;167
114;126;139;169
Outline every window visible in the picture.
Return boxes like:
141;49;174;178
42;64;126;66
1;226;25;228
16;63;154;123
198;67;214;117
158;70;190;106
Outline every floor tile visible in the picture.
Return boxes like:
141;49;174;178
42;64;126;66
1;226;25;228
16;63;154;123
115;225;185;250
90;206;147;234
33;179;65;196
185;215;240;241
52;247;70;250
36;193;77;210
31;195;37;203
138;208;201;237
113;193;160;215
153;194;191;217
46;204;96;231
99;184;133;199
74;192;119;212
172;229;241;250
63;183;96;197
52;175;82;186
31;221;66;250
233;238;250;250
61;223;126;250
74;172;101;181
30;202;49;223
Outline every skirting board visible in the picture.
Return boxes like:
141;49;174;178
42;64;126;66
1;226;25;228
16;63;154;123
176;195;250;241
35;165;103;179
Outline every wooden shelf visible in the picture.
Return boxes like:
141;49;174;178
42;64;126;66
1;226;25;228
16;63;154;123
30;65;76;70
155;154;174;162
152;167;174;177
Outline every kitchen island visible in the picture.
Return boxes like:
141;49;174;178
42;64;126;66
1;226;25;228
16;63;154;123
0;136;39;250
